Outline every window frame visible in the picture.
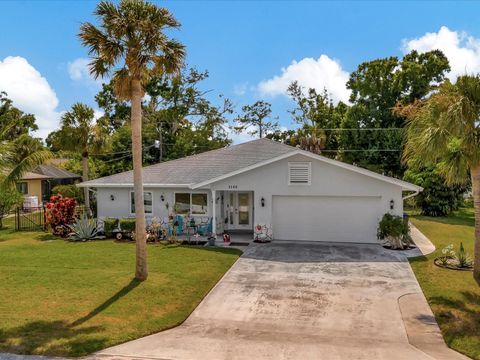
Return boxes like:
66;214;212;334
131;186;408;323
173;191;209;216
288;161;312;186
129;191;153;215
17;182;28;195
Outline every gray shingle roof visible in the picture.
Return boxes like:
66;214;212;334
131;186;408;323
80;138;296;187
32;165;81;179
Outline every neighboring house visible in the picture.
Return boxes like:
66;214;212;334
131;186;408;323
18;165;81;204
78;138;422;243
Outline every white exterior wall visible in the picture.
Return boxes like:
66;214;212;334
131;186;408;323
95;154;404;239
209;154;403;227
96;187;212;221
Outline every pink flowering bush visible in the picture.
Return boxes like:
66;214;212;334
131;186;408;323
45;194;77;237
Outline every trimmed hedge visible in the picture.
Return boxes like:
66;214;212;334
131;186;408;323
120;218;136;232
104;218;119;236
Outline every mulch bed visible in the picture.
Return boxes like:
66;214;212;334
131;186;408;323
433;257;473;271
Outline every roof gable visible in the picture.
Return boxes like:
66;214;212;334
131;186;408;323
78;138;422;192
192;149;422;191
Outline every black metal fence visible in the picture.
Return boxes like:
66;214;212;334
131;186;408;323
15;207;46;231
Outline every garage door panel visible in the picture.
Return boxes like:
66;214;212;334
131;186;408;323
272;196;381;243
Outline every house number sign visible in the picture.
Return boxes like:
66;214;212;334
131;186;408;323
228;185;238;189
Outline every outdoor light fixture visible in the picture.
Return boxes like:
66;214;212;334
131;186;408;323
160;194;165;202
110;194;115;201
261;197;265;207
390;199;394;210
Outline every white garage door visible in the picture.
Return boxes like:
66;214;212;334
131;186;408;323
272;196;381;243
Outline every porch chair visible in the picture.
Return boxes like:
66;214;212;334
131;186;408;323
196;217;212;236
174;215;184;235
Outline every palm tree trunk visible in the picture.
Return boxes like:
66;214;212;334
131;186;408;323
472;164;480;284
81;155;90;215
131;78;148;281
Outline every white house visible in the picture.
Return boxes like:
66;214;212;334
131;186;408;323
78;138;422;243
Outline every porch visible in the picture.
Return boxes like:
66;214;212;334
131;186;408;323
211;190;255;236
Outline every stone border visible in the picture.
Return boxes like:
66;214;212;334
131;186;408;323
433;257;473;271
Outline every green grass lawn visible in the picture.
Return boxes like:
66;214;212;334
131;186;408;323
410;208;480;360
0;217;242;357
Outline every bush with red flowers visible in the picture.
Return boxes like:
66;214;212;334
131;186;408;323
45;194;77;237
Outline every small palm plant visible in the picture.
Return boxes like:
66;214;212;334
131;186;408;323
68;214;103;241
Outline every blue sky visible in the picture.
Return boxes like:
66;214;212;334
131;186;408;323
1;1;480;141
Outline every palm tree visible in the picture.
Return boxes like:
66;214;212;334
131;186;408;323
0;125;51;187
50;103;108;214
79;0;185;280
397;75;480;283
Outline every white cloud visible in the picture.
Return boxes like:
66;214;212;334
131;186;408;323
258;55;351;104
94;109;104;120
68;57;103;88
0;56;61;139
233;82;249;96
402;26;480;80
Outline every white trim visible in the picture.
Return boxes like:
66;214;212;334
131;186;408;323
77;183;192;188
288;161;311;186
191;149;423;191
129;190;153;215
402;190;420;200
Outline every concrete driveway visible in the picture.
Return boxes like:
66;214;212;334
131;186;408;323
96;243;467;360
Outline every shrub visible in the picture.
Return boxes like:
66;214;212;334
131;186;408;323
455;242;473;268
120;218;135;232
51;184;84;202
436;243;473;269
68;214;102;241
0;184;23;229
403;161;468;216
45;194;77;237
377;213;412;250
104;218;119;237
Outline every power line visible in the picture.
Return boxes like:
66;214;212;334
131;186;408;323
320;149;401;152
315;128;404;131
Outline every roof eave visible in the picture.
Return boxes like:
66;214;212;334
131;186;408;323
76;182;193;188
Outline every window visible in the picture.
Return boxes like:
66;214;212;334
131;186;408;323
175;192;208;216
175;193;190;215
130;191;153;214
191;193;208;215
17;182;28;195
288;162;311;185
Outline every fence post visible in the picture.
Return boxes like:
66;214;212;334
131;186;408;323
43;205;47;231
15;207;19;231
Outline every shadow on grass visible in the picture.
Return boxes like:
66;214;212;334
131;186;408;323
0;320;107;357
0;279;143;357
72;278;141;326
34;233;59;241
429;291;480;349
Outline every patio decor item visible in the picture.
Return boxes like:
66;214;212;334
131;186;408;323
254;224;273;243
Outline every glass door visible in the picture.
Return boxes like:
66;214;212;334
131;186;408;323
224;192;252;230
237;192;251;229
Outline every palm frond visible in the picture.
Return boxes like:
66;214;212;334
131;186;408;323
2;150;53;186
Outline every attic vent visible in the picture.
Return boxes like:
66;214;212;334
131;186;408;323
288;162;311;185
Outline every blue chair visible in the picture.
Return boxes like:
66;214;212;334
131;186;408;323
175;215;184;235
197;217;212;236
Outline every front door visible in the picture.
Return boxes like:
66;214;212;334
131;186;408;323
225;192;252;230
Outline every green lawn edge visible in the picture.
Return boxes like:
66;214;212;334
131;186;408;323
409;208;480;360
0;218;242;357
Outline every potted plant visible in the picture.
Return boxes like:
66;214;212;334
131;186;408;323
377;213;414;250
